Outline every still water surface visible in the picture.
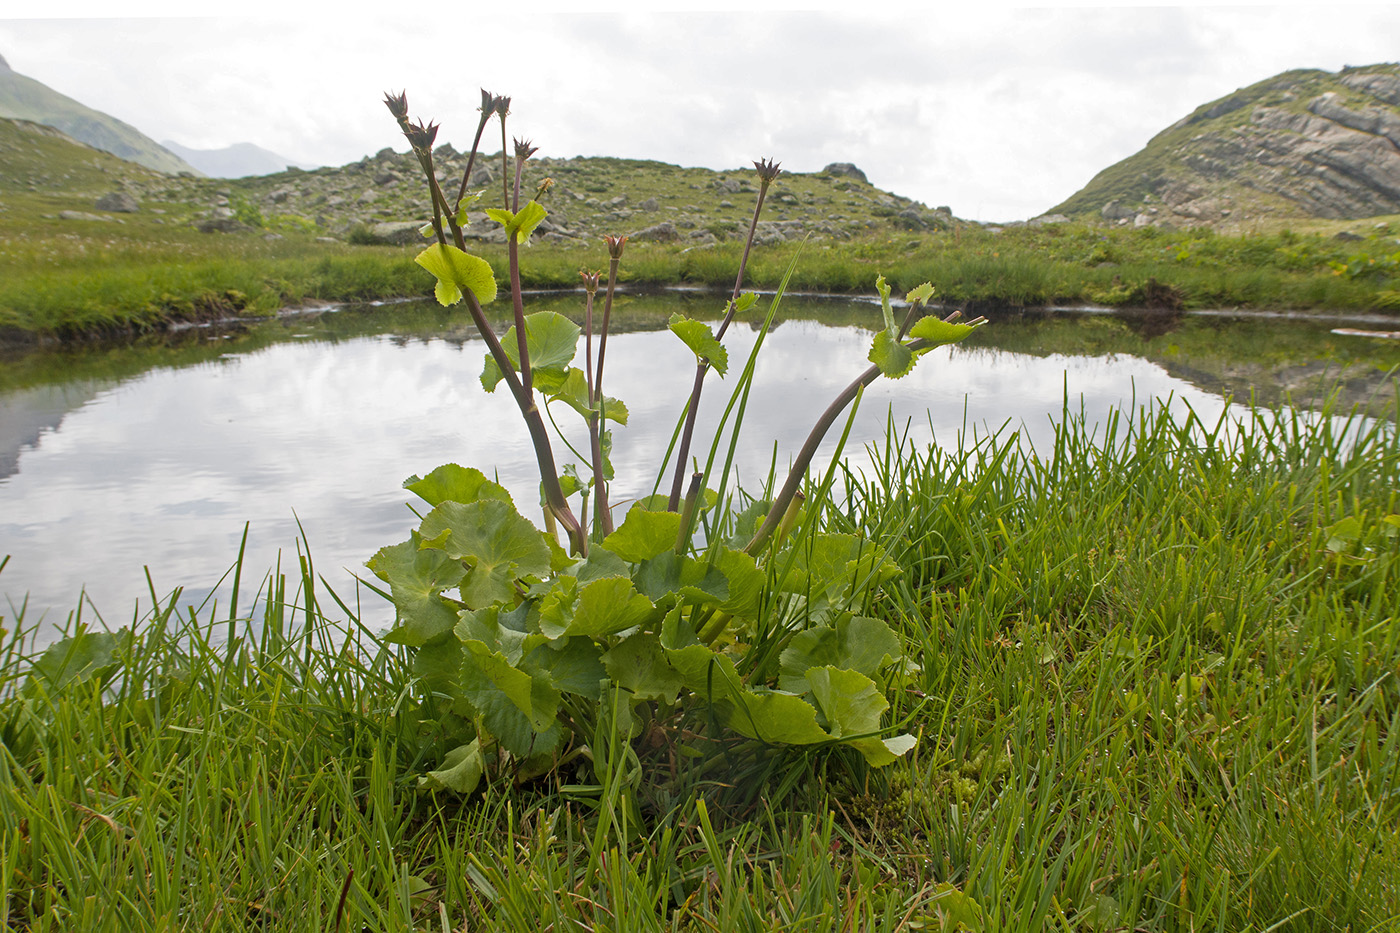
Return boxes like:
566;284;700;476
2;293;1397;640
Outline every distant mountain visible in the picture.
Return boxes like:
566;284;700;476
161;139;317;178
0;51;200;176
1050;63;1400;229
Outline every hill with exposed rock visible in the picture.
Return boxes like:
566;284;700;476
1051;63;1400;229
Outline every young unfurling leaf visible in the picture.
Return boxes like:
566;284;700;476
875;273;896;334
485;200;548;245
905;282;935;306
907;315;985;348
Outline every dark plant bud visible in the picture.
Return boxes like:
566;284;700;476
514;137;539;161
753;158;782;186
478;88;495;113
605;234;628;260
495;96;512;118
580;270;600;295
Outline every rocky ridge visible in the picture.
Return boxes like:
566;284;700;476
8;128;958;246
1051;63;1400;229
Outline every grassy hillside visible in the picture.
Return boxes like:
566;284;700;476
0;60;199;176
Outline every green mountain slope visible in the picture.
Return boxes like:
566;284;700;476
0;52;200;176
1051;63;1400;229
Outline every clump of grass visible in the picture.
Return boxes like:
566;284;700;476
2;392;1397;930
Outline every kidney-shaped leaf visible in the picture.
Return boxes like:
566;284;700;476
481;311;581;392
415;243;498;307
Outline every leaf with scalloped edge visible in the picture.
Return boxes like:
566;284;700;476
905;282;935;305
415;243;498;306
418;499;552;608
728;292;760;315
602;632;684;703
669;314;729;376
779;616;902;692
404;463;513;508
538;576;656;640
601;505;683;563
366;533;466;646
806;666;915;766
869;329;915;379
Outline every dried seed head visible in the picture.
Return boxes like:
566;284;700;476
605;234;628;260
495;95;512;118
478;88;495;113
383;90;410;127
514;137;539;161
535;177;555;201
405;119;439;152
753;158;782;186
580;270;601;295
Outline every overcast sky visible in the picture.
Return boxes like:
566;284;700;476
2;3;1398;221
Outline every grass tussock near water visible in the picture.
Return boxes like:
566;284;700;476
1;395;1398;931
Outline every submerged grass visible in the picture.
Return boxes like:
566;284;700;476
2;393;1398;931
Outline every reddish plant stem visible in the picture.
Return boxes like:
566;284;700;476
588;245;624;536
743;338;931;556
666;174;774;511
463;289;583;554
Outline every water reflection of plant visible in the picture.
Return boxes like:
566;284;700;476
366;90;984;798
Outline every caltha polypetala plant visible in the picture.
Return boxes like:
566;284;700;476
367;88;986;796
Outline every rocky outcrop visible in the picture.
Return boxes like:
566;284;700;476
1052;63;1400;228
822;162;868;184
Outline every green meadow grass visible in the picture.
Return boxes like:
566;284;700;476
3;218;1400;342
1;393;1397;931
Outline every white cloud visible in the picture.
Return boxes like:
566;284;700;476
2;6;1399;220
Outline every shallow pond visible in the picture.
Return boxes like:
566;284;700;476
2;291;1398;641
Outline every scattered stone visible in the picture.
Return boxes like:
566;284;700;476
95;192;139;213
638;197;659;212
1101;200;1137;222
197;217;246;233
58;210;113;222
1027;213;1069;226
630;221;679;242
367;220;427;245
